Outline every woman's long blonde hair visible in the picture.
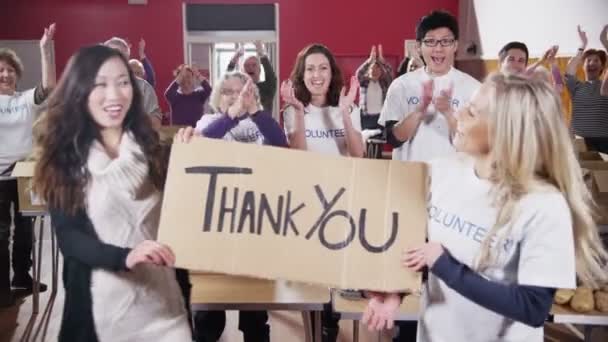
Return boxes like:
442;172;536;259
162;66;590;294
477;73;607;287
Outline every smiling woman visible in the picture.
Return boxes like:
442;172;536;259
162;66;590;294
565;25;608;154
87;57;134;157
363;73;608;342
31;44;192;342
278;42;366;342
0;23;55;308
280;43;365;159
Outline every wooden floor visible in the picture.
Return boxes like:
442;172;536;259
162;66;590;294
1;219;607;341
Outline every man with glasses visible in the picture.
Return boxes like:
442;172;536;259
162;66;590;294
379;10;480;163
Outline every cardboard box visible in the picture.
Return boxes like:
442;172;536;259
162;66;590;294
588;171;608;226
574;136;587;153
580;158;608;228
158;138;428;292
579;151;603;161
11;161;46;213
579;151;608;172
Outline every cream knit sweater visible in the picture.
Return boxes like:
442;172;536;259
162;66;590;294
85;132;191;342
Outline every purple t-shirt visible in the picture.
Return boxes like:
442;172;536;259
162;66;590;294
165;80;212;126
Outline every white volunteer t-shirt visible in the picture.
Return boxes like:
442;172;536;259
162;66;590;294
419;154;576;342
365;81;384;114
194;113;265;144
283;104;362;157
0;88;38;176
379;67;480;162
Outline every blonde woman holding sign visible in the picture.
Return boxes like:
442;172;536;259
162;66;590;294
361;73;608;342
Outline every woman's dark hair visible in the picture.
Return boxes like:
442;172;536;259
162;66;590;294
397;56;411;77
33;44;167;214
289;44;343;107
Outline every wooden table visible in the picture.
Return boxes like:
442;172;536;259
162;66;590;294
365;138;386;160
190;273;331;342
8;164;61;341
549;304;608;341
331;289;420;342
12;211;59;342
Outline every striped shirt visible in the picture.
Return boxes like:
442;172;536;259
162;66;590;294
566;74;608;137
356;60;393;116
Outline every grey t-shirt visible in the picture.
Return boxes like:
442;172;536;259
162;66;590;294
136;78;162;120
0;88;37;176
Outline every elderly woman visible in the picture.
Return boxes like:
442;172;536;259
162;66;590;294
165;64;212;127
0;23;56;307
176;71;287;342
179;71;286;147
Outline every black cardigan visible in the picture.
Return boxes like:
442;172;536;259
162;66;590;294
51;208;131;342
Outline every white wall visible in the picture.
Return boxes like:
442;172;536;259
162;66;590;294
458;0;608;60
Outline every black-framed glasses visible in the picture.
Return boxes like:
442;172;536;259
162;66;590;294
422;38;456;47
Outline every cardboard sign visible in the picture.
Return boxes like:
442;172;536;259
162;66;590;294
158;138;428;292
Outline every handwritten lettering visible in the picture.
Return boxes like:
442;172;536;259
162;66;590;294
186;166;400;253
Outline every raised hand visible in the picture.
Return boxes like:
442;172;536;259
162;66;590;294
138;38;146;59
418;79;434;113
232;44;245;63
434;83;454;115
378;44;385;62
541;45;559;64
577;25;588;50
228;79;256;118
40;23;56;53
175;64;186;83
191;65;205;82
369;45;377;62
280;80;304;112
241;79;259;114
339;76;360;114
254;40;265;56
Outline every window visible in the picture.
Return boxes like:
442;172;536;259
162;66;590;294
214;43;266;82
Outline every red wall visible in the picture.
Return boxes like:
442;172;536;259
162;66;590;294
1;0;458;112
